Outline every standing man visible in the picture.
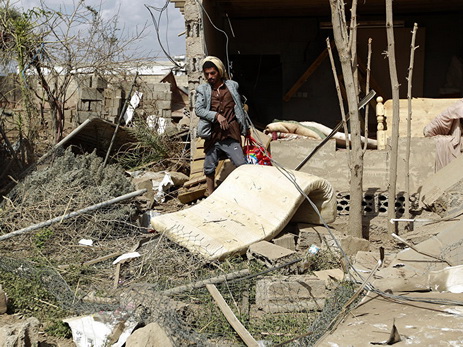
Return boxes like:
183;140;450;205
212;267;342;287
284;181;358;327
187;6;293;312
195;56;249;196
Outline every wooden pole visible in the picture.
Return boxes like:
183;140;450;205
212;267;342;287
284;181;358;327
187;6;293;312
326;38;350;153
363;38;373;152
329;0;364;238
404;23;419;229
206;284;259;347
386;0;401;235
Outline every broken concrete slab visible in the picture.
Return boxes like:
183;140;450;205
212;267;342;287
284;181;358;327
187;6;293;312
429;265;463;293
126;322;173;347
272;233;296;251
255;275;326;313
0;317;40;347
395;217;463;272
373;266;430;292
420;152;463;217
56;117;137;157
324;234;370;256
247;241;297;268
318;291;463;346
295;224;327;251
372;218;463;293
353;250;383;272
151;165;337;260
313;269;344;284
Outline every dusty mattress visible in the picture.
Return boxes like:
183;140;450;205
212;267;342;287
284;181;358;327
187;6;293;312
151;165;336;260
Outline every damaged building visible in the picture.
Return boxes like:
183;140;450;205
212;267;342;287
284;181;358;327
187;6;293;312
4;1;463;346
174;0;463;125
171;0;463;208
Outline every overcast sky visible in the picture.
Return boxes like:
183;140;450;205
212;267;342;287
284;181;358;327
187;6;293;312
17;0;186;61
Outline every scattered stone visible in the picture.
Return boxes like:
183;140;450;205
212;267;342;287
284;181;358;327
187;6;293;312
247;241;297;268
255;275;326;313
0;317;40;347
295;224;327;251
126;322;174;347
272;233;296;251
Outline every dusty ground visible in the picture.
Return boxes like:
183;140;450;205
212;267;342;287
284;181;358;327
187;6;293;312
318;292;463;346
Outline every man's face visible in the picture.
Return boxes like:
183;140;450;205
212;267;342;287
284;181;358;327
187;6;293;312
204;67;220;86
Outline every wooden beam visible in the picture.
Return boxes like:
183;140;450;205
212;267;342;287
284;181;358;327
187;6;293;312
283;45;330;102
206;284;259;347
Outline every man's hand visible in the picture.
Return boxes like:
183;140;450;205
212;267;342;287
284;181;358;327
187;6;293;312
216;113;229;130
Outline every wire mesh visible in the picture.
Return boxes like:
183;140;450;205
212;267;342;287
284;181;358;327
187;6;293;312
0;148;363;346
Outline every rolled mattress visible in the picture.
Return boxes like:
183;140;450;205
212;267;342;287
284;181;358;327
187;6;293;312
151;165;336;260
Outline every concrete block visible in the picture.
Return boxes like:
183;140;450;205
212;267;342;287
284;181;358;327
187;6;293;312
156;100;172;110
80;87;103;101
255;275;326;313
325;234;370;256
247;241;297;267
296;224;327;251
313;269;345;287
151;91;170;100
151;83;170;92
161;109;172;118
108;106;120;116
271;138;336;175
273;233;296;251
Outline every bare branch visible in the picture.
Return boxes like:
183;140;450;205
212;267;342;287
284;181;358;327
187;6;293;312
363;38;373;153
404;23;419;227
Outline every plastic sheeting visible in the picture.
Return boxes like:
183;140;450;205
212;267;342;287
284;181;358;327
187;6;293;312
151;165;336;261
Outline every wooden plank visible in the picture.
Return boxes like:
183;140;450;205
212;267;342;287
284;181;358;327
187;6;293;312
206;284;259;347
190;159;205;173
283;45;330;102
177;184;207;204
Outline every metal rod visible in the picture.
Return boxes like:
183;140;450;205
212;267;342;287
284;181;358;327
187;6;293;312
0;189;146;241
295;89;376;171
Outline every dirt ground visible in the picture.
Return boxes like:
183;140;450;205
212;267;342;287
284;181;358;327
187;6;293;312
318;291;463;346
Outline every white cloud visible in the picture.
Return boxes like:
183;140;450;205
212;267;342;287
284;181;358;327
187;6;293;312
16;0;186;59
